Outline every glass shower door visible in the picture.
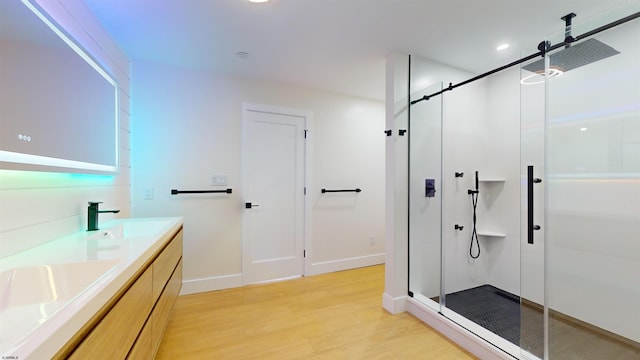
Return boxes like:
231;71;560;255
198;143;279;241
408;81;443;310
544;15;640;360
522;7;640;359
520;56;546;360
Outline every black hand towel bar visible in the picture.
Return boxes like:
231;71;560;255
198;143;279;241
171;188;232;195
321;188;361;193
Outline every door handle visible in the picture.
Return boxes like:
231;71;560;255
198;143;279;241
245;202;260;209
527;165;542;244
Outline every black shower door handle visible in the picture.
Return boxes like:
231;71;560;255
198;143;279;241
527;165;542;244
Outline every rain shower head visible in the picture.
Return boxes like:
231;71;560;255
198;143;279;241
522;38;620;74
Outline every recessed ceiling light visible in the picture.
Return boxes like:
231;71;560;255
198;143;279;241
496;43;510;51
580;127;588;132
249;0;269;3
236;51;249;59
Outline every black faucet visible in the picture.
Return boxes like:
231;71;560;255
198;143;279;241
87;202;120;231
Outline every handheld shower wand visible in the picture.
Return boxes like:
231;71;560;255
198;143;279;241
467;171;480;259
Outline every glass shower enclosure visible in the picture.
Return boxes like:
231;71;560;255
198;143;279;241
407;4;640;359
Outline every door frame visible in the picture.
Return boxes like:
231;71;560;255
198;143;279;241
241;102;313;283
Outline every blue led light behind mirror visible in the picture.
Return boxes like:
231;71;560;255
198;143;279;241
0;0;118;174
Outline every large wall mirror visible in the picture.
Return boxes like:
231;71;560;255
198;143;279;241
0;0;118;174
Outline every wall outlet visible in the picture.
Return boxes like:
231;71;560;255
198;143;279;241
144;187;154;200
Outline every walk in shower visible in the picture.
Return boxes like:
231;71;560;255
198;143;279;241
406;4;639;359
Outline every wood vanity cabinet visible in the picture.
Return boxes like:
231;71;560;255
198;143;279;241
63;228;183;359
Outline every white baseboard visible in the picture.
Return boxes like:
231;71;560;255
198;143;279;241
180;253;385;295
406;297;514;360
307;253;385;276
180;273;243;295
382;292;407;314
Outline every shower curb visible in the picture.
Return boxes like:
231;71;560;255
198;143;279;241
406;297;515;360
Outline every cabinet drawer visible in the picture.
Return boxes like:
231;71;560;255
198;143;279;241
152;230;183;302
152;259;182;357
69;267;153;359
127;319;152;359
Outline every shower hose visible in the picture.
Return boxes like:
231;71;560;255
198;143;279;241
470;190;480;259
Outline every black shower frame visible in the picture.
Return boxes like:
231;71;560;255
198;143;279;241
409;11;640;106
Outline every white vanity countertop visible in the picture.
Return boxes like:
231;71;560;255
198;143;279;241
0;217;183;359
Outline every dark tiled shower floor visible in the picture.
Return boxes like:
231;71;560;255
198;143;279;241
445;285;523;346
443;285;640;360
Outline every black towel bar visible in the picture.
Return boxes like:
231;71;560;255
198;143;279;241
321;188;362;193
171;188;232;195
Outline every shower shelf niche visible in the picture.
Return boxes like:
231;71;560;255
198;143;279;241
477;230;506;238
476;177;506;238
478;178;506;182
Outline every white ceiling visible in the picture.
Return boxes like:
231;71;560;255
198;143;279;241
86;0;634;101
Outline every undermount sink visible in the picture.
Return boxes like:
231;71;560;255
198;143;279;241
0;260;118;309
0;260;118;352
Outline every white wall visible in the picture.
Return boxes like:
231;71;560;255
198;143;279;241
440;79;491;294
130;60;385;294
0;0;130;258
480;67;522;295
431;64;523;298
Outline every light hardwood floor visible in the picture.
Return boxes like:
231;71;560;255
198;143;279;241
156;265;476;359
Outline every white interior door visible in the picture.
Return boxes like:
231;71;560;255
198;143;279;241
242;103;307;284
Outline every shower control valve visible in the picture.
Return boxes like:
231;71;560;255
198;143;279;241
425;179;436;197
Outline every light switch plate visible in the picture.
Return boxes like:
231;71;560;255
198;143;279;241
211;174;228;186
144;187;154;200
